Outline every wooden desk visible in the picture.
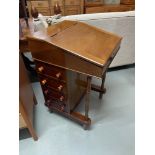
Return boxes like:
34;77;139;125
27;20;122;129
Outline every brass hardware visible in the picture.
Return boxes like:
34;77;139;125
41;79;47;85
60;96;64;101
56;72;61;78
44;90;48;94
38;66;44;72
58;85;63;91
61;105;64;111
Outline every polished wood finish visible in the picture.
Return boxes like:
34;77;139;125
85;4;135;14
27;20;122;129
120;0;135;5
28;20;121;67
27;0;84;16
19;54;38;140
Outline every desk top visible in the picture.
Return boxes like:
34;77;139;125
27;20;122;67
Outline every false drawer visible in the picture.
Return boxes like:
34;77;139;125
39;74;66;92
45;98;66;112
35;60;66;81
42;87;66;102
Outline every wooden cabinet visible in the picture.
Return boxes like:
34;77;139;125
84;0;135;14
27;0;84;16
86;4;135;13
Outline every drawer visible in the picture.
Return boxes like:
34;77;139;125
43;87;66;102
42;83;67;96
65;0;80;6
39;74;66;91
30;1;49;8
65;6;80;15
35;60;66;81
51;0;64;6
45;97;66;111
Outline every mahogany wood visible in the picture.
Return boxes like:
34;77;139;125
26;20;121;129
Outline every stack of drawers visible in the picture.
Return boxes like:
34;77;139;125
35;60;68;112
35;59;87;113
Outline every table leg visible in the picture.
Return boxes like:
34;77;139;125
99;72;106;99
85;76;92;118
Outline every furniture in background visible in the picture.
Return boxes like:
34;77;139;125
27;20;122;129
85;0;134;13
19;53;38;141
27;0;84;16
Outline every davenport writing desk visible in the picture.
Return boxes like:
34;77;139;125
27;20;122;129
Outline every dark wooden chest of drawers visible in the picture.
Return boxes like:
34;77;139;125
35;60;87;113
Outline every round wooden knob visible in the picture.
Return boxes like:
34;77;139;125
41;79;47;85
60;96;64;101
58;85;63;91
44;90;48;95
56;72;61;78
61;105;64;111
38;66;44;72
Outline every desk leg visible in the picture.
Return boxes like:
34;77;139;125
99;73;106;99
84;76;92;129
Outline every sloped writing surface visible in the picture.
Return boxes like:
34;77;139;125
51;21;121;66
28;20;122;66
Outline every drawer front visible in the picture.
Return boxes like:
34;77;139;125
31;1;49;7
51;0;64;6
43;87;66;102
65;0;80;6
39;74;66;92
35;60;66;81
65;6;80;15
45;97;67;112
42;83;67;96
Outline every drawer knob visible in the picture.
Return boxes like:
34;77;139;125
58;85;63;91
41;79;47;85
38;66;44;72
61;105;65;111
56;72;61;78
60;96;64;101
44;90;48;95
